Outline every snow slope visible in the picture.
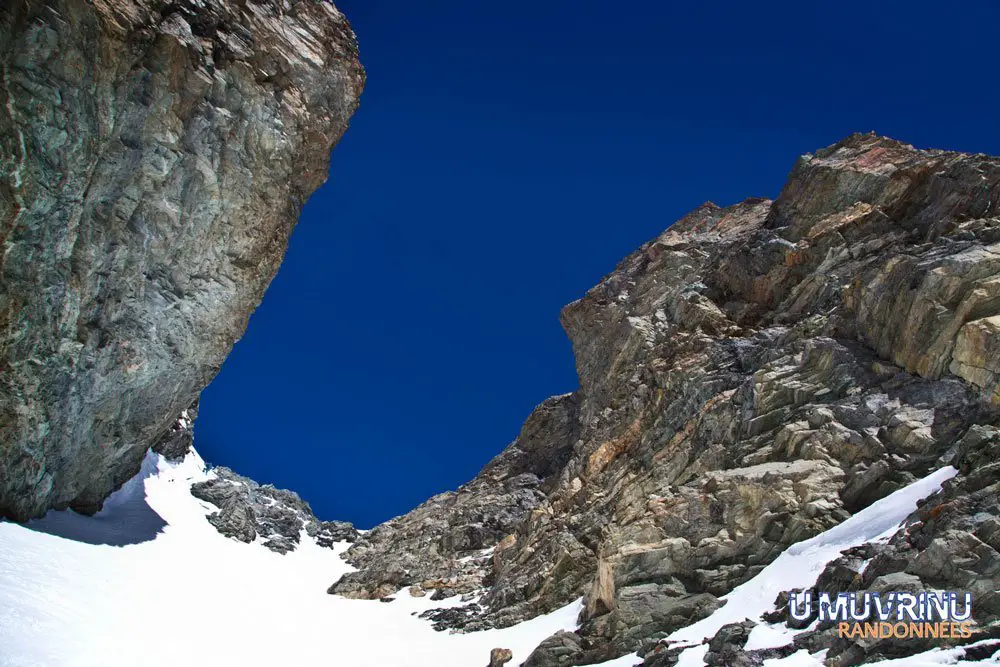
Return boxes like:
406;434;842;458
3;456;991;667
0;451;582;667
591;466;999;667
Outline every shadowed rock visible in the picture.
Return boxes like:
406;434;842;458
0;0;364;521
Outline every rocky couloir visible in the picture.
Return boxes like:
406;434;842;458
0;0;363;520
331;134;1000;665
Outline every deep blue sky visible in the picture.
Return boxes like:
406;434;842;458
197;0;1000;528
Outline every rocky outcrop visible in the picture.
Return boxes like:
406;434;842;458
761;424;1000;666
487;647;513;667
331;393;579;600
0;0;364;520
331;134;1000;664
191;466;359;554
522;631;586;667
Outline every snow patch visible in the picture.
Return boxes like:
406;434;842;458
0;450;582;667
758;640;1000;667
590;466;958;667
745;620;816;651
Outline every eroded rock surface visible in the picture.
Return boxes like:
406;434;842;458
331;135;1000;663
0;0;364;520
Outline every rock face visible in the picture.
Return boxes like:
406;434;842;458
331;135;1000;663
0;0;364;520
332;393;579;601
784;424;1000;667
190;466;359;554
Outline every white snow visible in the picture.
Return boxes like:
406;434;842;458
0;450;582;667
745;620;816;651
590;465;960;667
874;640;1000;666
675;645;709;666
758;640;1000;667
458;546;496;564
2;459;983;667
763;648;829;666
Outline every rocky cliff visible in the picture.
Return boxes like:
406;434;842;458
0;0;363;520
191;465;359;554
331;135;1000;665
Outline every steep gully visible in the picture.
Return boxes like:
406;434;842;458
0;4;998;666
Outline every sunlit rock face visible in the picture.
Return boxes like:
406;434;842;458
332;135;1000;663
0;0;364;520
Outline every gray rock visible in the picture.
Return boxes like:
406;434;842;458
151;400;199;461
191;467;358;554
823;425;1000;664
640;645;683;667
522;631;585;667
206;498;257;545
416;603;482;632
333;135;1000;663
0;0;364;520
312;521;360;548
707;620;755;653
329;393;580;604
487;647;513;667
704;620;755;666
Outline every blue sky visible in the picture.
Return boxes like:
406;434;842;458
196;0;1000;527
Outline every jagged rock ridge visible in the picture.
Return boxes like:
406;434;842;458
331;134;1000;666
190;466;359;554
0;0;364;520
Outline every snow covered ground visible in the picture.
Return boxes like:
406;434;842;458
592;465;999;667
0;451;582;667
2;455;992;667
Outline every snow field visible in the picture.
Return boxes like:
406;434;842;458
0;451;581;667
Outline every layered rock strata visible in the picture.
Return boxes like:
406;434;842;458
332;134;1000;665
0;0;364;520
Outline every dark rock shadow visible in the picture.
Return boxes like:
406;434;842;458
22;453;167;546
